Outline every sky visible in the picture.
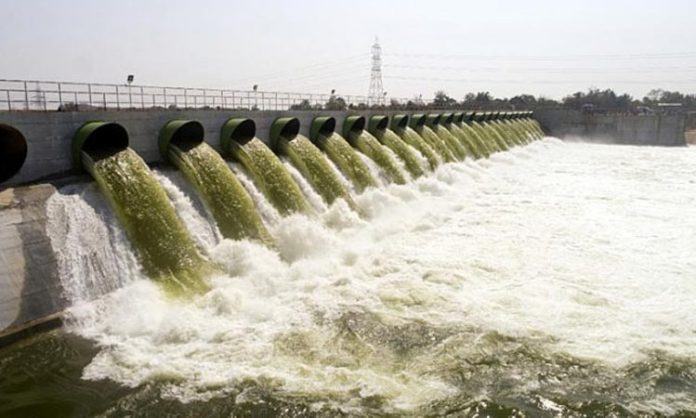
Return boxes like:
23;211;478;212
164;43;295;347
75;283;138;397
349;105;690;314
1;0;695;101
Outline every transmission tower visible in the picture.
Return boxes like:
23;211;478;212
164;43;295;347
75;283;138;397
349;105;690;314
367;37;385;106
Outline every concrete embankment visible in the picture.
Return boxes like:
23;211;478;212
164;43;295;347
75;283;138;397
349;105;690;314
535;109;686;146
0;184;65;344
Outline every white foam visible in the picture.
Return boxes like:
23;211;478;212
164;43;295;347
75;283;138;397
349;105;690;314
227;162;282;227
46;183;144;306
58;139;696;412
282;158;328;213
154;169;221;250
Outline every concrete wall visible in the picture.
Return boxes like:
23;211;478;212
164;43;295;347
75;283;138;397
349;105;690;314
0;108;687;344
0;109;416;188
535;109;686;146
0;184;64;344
0;108;432;343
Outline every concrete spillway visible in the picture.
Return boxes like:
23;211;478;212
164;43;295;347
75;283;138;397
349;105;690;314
0;110;544;341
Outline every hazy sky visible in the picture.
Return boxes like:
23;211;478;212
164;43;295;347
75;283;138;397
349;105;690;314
1;0;695;101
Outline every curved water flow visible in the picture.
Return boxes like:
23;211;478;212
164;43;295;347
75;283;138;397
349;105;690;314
6;134;696;416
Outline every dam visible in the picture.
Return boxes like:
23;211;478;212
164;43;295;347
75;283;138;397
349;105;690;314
1;108;695;416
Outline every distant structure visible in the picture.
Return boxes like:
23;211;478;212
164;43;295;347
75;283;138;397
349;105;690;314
367;37;385;106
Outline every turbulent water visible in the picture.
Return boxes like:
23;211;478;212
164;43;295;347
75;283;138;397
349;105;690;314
377;129;426;179
350;131;407;185
314;132;378;193
227;137;311;216
2;139;696;417
400;127;441;170
170;142;273;245
79;148;211;295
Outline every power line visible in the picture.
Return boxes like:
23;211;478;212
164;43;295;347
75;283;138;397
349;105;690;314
227;54;369;86
383;64;696;74
384;51;696;61
385;75;696;85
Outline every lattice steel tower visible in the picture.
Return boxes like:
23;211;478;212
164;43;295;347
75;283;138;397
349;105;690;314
367;37;385;106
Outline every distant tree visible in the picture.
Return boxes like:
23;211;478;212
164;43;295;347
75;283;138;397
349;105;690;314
562;88;633;112
348;102;369;110
433;90;458;108
643;89;696;108
460;91;494;109
325;96;347;111
474;91;493;103
289;99;313;110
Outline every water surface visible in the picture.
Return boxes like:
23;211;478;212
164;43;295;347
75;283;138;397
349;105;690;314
2;140;695;417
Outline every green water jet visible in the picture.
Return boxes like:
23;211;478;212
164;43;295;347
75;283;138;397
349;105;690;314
159;120;273;246
309;116;377;193
270;117;357;210
73;122;212;296
410;114;456;163
392;114;440;170
221;117;311;216
426;114;468;160
441;113;484;159
368;115;424;178
457;113;493;158
343;116;406;185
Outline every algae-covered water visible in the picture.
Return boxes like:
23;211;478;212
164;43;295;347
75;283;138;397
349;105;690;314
2;139;696;417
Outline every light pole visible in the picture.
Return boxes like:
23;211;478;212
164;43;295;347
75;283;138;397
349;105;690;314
127;75;134;109
253;84;258;110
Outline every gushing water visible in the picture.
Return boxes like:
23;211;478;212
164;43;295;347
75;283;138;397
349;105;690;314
226;137;311;216
399;126;441;169
169;142;273;245
81;148;211;295
313;132;378;193
349;131;407;184
375;129;425;178
417;125;458;162
6;132;696;416
277;135;357;210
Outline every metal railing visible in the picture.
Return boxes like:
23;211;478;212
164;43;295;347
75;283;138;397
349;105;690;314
0;79;420;112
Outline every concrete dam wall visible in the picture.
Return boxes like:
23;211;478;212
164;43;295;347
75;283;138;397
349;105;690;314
535;109;686;146
0;109;543;343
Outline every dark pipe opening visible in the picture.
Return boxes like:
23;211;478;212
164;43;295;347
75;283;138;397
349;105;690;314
169;121;204;152
441;113;454;124
310;117;336;142
350;117;365;133
368;116;389;136
411;114;426;127
270;117;301;151
0;124;28;183
318;118;336;136
230;119;256;145
392;114;408;130
426;114;441;127
343;116;366;139
221;118;256;154
281;118;300;139
80;123;129;162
